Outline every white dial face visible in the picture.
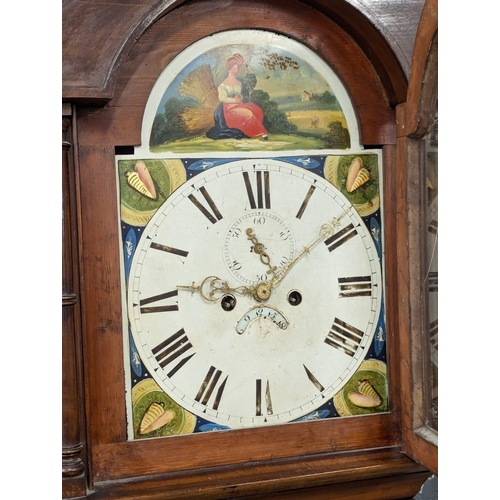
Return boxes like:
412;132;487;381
127;159;382;428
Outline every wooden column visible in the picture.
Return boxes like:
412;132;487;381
62;107;87;498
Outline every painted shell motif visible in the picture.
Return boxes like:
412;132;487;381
348;379;381;408
139;402;176;434
346;157;371;193
125;161;157;200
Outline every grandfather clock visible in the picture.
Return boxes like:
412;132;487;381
62;0;437;498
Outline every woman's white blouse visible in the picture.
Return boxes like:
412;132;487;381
218;83;242;103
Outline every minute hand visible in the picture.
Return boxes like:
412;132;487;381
270;209;351;287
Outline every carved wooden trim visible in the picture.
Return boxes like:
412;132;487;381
62;0;413;106
62;111;87;497
62;0;191;102
405;0;438;138
305;0;412;105
89;447;428;499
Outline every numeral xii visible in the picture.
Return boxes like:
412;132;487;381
243;170;271;209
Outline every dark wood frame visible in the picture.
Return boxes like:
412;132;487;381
62;103;88;499
396;0;438;475
62;0;437;497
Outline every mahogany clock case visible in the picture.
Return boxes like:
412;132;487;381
62;0;436;498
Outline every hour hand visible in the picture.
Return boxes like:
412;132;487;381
177;276;272;304
177;276;253;302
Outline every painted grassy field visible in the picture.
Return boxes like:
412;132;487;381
150;133;324;153
149;109;348;153
286;109;347;132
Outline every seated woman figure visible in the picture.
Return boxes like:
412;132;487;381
206;54;268;140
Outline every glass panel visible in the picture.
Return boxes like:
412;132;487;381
423;101;438;432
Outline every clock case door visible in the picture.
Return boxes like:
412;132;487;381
396;0;438;475
65;0;433;497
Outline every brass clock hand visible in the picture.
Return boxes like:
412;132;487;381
246;228;277;276
244;227;284;302
269;207;352;288
178;209;352;303
178;276;273;303
177;276;254;302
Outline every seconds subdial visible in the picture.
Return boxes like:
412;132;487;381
224;210;295;286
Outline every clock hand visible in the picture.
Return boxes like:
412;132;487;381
244;227;288;302
177;276;273;303
269;207;352;288
178;209;352;303
177;276;254;302
246;228;277;276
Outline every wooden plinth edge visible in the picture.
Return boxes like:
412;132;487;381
88;446;429;500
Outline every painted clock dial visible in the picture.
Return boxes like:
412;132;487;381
127;159;382;428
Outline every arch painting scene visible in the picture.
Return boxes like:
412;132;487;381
149;36;352;153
